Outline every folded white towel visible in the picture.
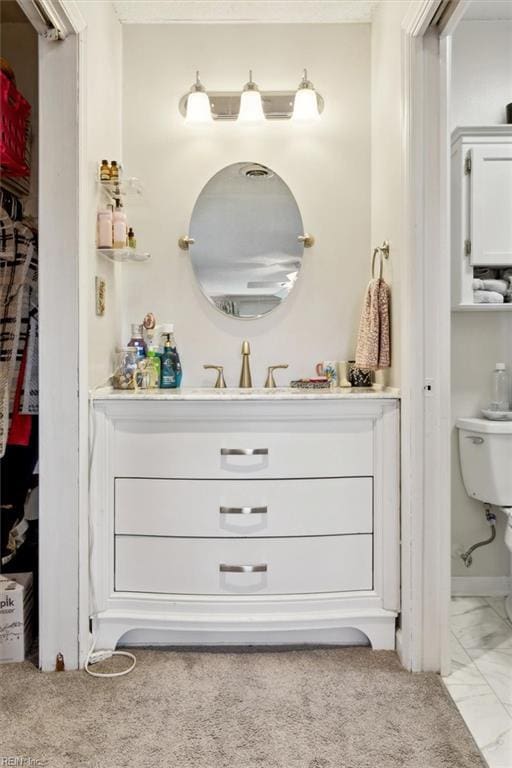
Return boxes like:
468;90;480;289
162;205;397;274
472;278;509;295
474;290;504;304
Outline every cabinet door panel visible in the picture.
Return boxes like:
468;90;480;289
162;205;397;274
469;146;512;266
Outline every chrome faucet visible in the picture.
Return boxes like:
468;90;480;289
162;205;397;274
239;340;252;388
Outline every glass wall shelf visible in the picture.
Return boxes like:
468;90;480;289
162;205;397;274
97;176;143;205
97;248;150;263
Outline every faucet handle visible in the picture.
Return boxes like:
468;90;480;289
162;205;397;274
265;364;289;389
204;365;227;389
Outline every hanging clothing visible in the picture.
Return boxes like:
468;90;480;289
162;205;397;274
0;207;38;457
0;187;23;222
7;346;32;447
355;277;391;371
21;303;38;414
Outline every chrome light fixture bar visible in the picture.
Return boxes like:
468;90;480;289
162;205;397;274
179;72;324;121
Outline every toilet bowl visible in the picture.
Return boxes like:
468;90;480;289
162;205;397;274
456;417;512;621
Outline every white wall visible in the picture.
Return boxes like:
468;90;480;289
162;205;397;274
451;21;512;126
121;23;371;387
451;20;512;578
77;0;123;388
370;0;409;388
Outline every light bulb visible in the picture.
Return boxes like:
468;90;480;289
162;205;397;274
292;69;320;122
237;70;265;123
185;71;212;124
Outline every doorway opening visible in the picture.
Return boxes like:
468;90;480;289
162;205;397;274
0;0;39;666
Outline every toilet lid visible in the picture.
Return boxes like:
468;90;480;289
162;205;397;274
456;417;512;434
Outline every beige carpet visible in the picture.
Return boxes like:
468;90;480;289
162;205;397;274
1;647;484;768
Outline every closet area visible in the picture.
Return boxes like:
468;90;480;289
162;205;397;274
0;2;39;661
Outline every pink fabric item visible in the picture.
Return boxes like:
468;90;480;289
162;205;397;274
355;277;391;371
7;348;32;446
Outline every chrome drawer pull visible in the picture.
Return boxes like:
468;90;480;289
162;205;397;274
220;506;268;515
221;448;269;456
219;563;267;573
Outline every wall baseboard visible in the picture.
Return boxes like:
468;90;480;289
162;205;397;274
452;576;511;597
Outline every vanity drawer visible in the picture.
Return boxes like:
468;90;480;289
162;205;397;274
115;477;373;537
115;534;373;595
114;419;373;479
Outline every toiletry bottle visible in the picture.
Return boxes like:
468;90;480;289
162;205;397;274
110;160;119;182
160;330;177;388
113;199;127;249
128;227;136;249
146;345;161;388
97;208;113;248
100;160;111;181
491;363;510;411
172;333;183;388
128;324;147;360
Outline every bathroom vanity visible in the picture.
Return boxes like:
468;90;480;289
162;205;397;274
90;388;400;650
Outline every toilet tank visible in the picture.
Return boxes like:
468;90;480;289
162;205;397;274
456;418;512;506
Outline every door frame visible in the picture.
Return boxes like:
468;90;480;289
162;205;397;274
20;0;87;671
399;0;470;673
30;0;462;672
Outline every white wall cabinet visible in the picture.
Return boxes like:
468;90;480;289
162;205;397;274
452;126;512;310
90;394;400;651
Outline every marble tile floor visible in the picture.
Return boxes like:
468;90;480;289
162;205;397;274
444;597;512;768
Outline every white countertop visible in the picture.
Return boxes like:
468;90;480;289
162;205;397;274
91;386;400;401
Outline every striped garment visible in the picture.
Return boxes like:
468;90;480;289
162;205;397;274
0;207;38;457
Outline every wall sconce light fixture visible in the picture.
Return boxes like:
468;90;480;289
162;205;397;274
179;70;324;122
237;70;265;123
292;70;321;122
185;71;213;124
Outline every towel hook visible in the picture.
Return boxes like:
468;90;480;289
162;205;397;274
372;240;390;279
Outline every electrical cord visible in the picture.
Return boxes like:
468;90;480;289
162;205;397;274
84;379;137;678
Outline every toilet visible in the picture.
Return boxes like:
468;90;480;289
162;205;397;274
456;417;512;621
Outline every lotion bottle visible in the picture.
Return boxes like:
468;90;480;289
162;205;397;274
97;208;113;248
113;199;127;249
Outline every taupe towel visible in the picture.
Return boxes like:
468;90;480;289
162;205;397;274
355;277;391;370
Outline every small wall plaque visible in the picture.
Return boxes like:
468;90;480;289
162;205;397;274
95;276;106;316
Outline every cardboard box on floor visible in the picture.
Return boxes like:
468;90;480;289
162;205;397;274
0;572;33;663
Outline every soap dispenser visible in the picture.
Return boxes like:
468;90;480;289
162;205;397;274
159;324;182;389
160;329;176;389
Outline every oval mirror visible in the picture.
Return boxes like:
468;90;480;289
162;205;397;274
189;162;304;319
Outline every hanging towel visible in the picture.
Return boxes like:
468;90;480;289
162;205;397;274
355;277;391;370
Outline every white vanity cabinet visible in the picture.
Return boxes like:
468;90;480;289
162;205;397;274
452;126;512;310
90;391;400;651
